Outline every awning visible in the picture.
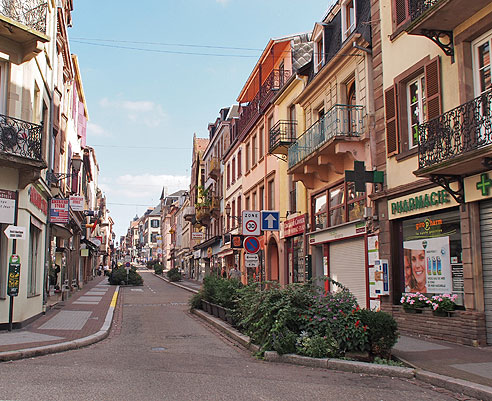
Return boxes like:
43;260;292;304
81;237;99;252
217;248;234;257
51;223;72;239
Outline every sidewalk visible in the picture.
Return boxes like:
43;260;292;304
0;275;118;361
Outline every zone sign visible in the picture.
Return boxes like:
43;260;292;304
242;210;260;236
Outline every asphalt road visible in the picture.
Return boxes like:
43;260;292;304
0;272;468;401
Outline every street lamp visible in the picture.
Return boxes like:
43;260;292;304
225;203;241;223
46;153;83;184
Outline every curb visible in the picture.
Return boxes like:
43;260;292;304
190;304;492;401
152;273;200;294
0;286;120;362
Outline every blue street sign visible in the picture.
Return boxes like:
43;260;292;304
261;210;280;231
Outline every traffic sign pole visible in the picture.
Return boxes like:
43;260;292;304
8;190;19;332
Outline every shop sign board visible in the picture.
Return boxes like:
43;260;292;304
245;254;258;261
245;260;259;268
388;187;457;220
69;195;84;212
369;259;389;297
231;235;243;248
192;232;204;240
50;199;69;223
4;225;26;240
284;214;306;238
309;221;366;244
464;171;492;202
29;186;48;216
7;254;20;296
242;210;260;236
0;189;16;224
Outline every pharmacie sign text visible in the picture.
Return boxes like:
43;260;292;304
388;188;457;220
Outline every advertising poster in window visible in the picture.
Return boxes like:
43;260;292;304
403;237;452;293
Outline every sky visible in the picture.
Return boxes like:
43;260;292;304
68;0;334;240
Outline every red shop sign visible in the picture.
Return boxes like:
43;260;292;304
284;214;306;237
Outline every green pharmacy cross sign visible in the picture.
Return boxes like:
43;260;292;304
476;173;492;197
345;161;384;192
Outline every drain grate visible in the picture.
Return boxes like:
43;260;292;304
151;347;166;351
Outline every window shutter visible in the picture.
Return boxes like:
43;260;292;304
393;0;410;28
425;56;442;121
385;85;399;156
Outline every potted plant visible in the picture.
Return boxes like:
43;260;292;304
400;292;428;313
428;294;457;317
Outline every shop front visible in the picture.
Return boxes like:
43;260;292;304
283;214;307;284
308;220;368;308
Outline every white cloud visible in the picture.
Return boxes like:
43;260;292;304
98;97;168;128
216;0;230;4
87;122;111;137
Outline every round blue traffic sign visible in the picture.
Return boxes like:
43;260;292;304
244;236;260;254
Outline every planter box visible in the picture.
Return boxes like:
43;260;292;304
217;305;227;320
403;307;426;314
201;300;211;314
211;303;220;317
225;308;235;325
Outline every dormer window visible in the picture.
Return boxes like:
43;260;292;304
342;0;356;41
314;36;324;73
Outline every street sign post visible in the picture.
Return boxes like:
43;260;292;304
242;211;260;236
4;225;26;240
261;211;280;231
244;236;261;254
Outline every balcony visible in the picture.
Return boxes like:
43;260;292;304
269;120;297;155
288;104;365;170
195;204;211;224
415;89;492;178
0;0;49;63
183;206;196;222
406;0;489;58
207;156;220;180
236;69;291;138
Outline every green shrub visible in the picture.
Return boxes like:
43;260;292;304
147;260;159;269
154;263;163;275
296;331;339;358
212;278;242;309
359;309;399;359
109;267;143;286
167;267;182;282
189;291;204;310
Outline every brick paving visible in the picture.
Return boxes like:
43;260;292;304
0;275;116;354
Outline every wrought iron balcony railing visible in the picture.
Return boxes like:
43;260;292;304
269;120;297;153
0;113;43;161
409;0;441;21
418;89;492;170
288;104;364;169
0;0;48;34
237;69;292;137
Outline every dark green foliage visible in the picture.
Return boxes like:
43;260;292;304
296;332;339;358
199;275;242;309
167;267;182;282
153;263;163;275
147;260;159;269
189;291;203;310
108;266;143;286
359;309;399;359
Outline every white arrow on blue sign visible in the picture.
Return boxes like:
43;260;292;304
261;210;280;231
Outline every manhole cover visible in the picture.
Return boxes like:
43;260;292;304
151;347;166;351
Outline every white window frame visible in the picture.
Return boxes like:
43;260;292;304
314;33;324;73
341;0;356;42
472;30;492;97
406;73;426;150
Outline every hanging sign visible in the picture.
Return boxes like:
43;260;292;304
0;189;16;224
69;195;84;212
50;199;69;223
7;254;21;296
4;225;26;240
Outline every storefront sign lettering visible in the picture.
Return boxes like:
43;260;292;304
29;186;48;216
391;190;450;215
0;189;16;224
284;214;306;238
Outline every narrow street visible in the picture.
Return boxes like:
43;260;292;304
0;272;463;401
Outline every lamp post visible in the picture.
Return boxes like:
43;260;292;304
46;153;83;186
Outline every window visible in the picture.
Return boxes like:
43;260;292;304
227;163;231;187
268;180;275;210
232;157;236;183
246;143;250;171
259;186;264;210
151;233;158;243
312;183;365;230
473;32;492;96
232;200;236;227
406;74;426;149
315;36;323;72
342;0;356;40
392;0;410;31
289;178;297;213
289;106;297;139
237;196;241;223
28;223;40;296
237;150;242;177
252;191;257;210
151;219;159;228
251;136;257;166
245;196;250;210
385;56;441;156
259;127;264;159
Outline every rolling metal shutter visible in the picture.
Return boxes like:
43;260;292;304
329;237;367;308
480;200;492;344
